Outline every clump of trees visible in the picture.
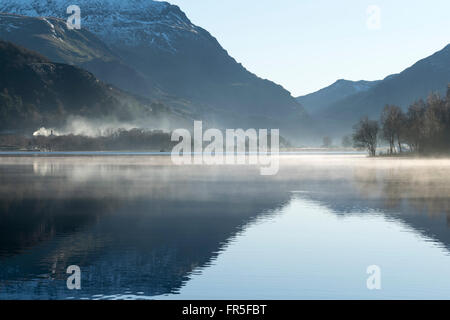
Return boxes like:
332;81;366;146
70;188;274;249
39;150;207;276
341;135;353;148
322;136;333;148
0;128;176;152
380;105;404;154
353;84;450;156
353;116;379;156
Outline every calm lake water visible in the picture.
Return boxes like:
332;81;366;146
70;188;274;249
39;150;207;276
1;154;450;299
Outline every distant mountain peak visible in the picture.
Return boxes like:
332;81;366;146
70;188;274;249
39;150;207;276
332;79;377;90
296;79;380;114
315;43;450;136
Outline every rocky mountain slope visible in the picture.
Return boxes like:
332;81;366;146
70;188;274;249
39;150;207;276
0;0;306;130
0;40;183;133
0;13;161;99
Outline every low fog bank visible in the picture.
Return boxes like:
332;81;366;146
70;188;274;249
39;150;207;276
1;117;178;152
32;114;185;138
0;113;194;151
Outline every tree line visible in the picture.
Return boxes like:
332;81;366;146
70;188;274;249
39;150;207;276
0;128;176;152
352;84;450;156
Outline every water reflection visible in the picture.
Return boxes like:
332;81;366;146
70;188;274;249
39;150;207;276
0;155;450;299
0;156;291;299
281;156;450;250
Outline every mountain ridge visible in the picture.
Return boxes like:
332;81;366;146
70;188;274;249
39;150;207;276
0;12;164;99
0;0;306;130
301;43;450;137
0;40;185;133
296;79;380;114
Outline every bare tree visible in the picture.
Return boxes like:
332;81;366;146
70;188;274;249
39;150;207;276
422;93;445;148
352;116;379;157
380;105;404;154
322;136;332;148
355;84;450;156
404;100;426;152
341;135;352;148
396;111;406;153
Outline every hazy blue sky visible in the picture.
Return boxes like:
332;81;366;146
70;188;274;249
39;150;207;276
164;0;450;96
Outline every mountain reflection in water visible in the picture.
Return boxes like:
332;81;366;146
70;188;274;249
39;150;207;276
0;154;450;299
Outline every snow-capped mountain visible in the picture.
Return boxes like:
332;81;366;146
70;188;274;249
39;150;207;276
0;12;165;99
0;0;308;138
0;0;199;52
296;79;380;114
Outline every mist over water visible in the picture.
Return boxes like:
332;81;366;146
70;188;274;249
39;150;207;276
1;154;450;299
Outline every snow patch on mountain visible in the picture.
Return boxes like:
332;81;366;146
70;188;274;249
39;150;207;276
333;79;377;93
0;0;202;51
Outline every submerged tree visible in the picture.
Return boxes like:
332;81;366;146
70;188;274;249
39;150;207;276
352;116;379;157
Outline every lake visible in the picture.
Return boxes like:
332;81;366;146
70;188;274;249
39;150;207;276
1;154;450;299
